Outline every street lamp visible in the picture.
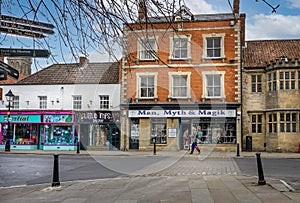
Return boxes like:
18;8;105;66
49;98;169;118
5;89;14;152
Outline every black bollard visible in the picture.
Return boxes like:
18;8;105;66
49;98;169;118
77;140;80;154
52;154;60;187
236;143;240;157
153;141;156;155
256;153;266;185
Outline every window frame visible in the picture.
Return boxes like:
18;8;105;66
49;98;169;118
12;96;19;110
99;95;110;110
202;33;225;59
72;95;82;110
136;72;158;100
138;36;158;61
202;71;225;99
268;113;277;133
168;72;191;99
169;35;191;60
251;114;262;134
251;74;262;93
39;96;47;109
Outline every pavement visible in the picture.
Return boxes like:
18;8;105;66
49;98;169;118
1;149;300;203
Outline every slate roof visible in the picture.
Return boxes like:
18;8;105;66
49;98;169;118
243;39;300;68
16;61;119;85
140;13;236;24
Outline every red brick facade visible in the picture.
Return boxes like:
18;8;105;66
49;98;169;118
120;1;245;151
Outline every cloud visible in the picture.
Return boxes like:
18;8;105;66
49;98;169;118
286;0;300;9
185;0;216;14
246;14;300;40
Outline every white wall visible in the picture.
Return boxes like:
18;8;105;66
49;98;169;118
0;84;121;111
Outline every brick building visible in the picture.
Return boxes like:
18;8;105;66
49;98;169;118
120;0;245;151
242;39;300;152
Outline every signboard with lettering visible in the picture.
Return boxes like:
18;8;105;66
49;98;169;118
75;111;121;123
0;61;19;80
44;115;73;123
128;109;236;118
0;14;55;38
0;115;41;123
0;48;50;57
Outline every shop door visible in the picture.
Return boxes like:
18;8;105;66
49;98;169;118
181;123;191;150
110;125;120;150
38;125;44;150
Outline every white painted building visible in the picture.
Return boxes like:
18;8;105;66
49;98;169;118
0;59;121;151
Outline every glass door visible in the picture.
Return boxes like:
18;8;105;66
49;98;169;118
110;125;120;150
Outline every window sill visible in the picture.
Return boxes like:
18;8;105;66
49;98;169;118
135;97;158;102
201;97;226;102
136;59;158;64
168;58;192;63
168;97;191;102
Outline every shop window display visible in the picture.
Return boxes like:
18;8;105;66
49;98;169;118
192;118;236;144
2;124;37;145
150;119;167;144
44;125;74;145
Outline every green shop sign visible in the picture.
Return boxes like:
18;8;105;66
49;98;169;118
0;115;41;123
44;114;73;123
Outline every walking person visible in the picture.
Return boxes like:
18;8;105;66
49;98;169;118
190;138;200;154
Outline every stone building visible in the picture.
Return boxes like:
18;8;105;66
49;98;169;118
7;57;32;76
242;39;300;152
120;0;245;151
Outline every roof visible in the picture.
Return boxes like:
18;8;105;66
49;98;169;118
16;61;120;85
140;13;236;24
0;74;27;84
243;39;300;68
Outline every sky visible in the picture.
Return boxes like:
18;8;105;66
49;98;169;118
1;0;300;71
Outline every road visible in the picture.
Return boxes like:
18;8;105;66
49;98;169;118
234;157;300;190
0;153;299;191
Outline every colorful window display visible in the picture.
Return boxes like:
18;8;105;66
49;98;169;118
1;124;38;145
44;125;74;145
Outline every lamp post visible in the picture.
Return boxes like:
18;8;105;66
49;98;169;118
5;89;14;152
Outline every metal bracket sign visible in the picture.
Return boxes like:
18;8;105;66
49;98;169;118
0;48;50;57
0;14;55;38
0;61;19;80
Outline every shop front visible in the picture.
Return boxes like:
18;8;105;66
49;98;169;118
126;103;239;151
41;112;76;150
0;111;76;151
75;111;121;150
0;112;40;150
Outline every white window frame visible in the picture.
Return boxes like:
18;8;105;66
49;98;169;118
202;71;225;99
99;95;110;110
39;96;47;109
73;95;82;110
136;72;158;100
202;33;225;59
12;96;19;110
168;72;191;99
169;35;191;60
138;36;158;61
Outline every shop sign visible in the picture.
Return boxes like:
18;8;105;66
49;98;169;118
44;114;73;123
75;111;121;123
0;115;41;123
129;109;236;118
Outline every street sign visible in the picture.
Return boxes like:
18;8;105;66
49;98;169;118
1;14;55;29
0;14;55;38
1;21;55;34
0;27;45;38
0;48;50;58
0;61;19;80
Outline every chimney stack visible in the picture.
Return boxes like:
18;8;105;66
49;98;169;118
79;56;88;68
233;0;240;14
138;0;147;22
